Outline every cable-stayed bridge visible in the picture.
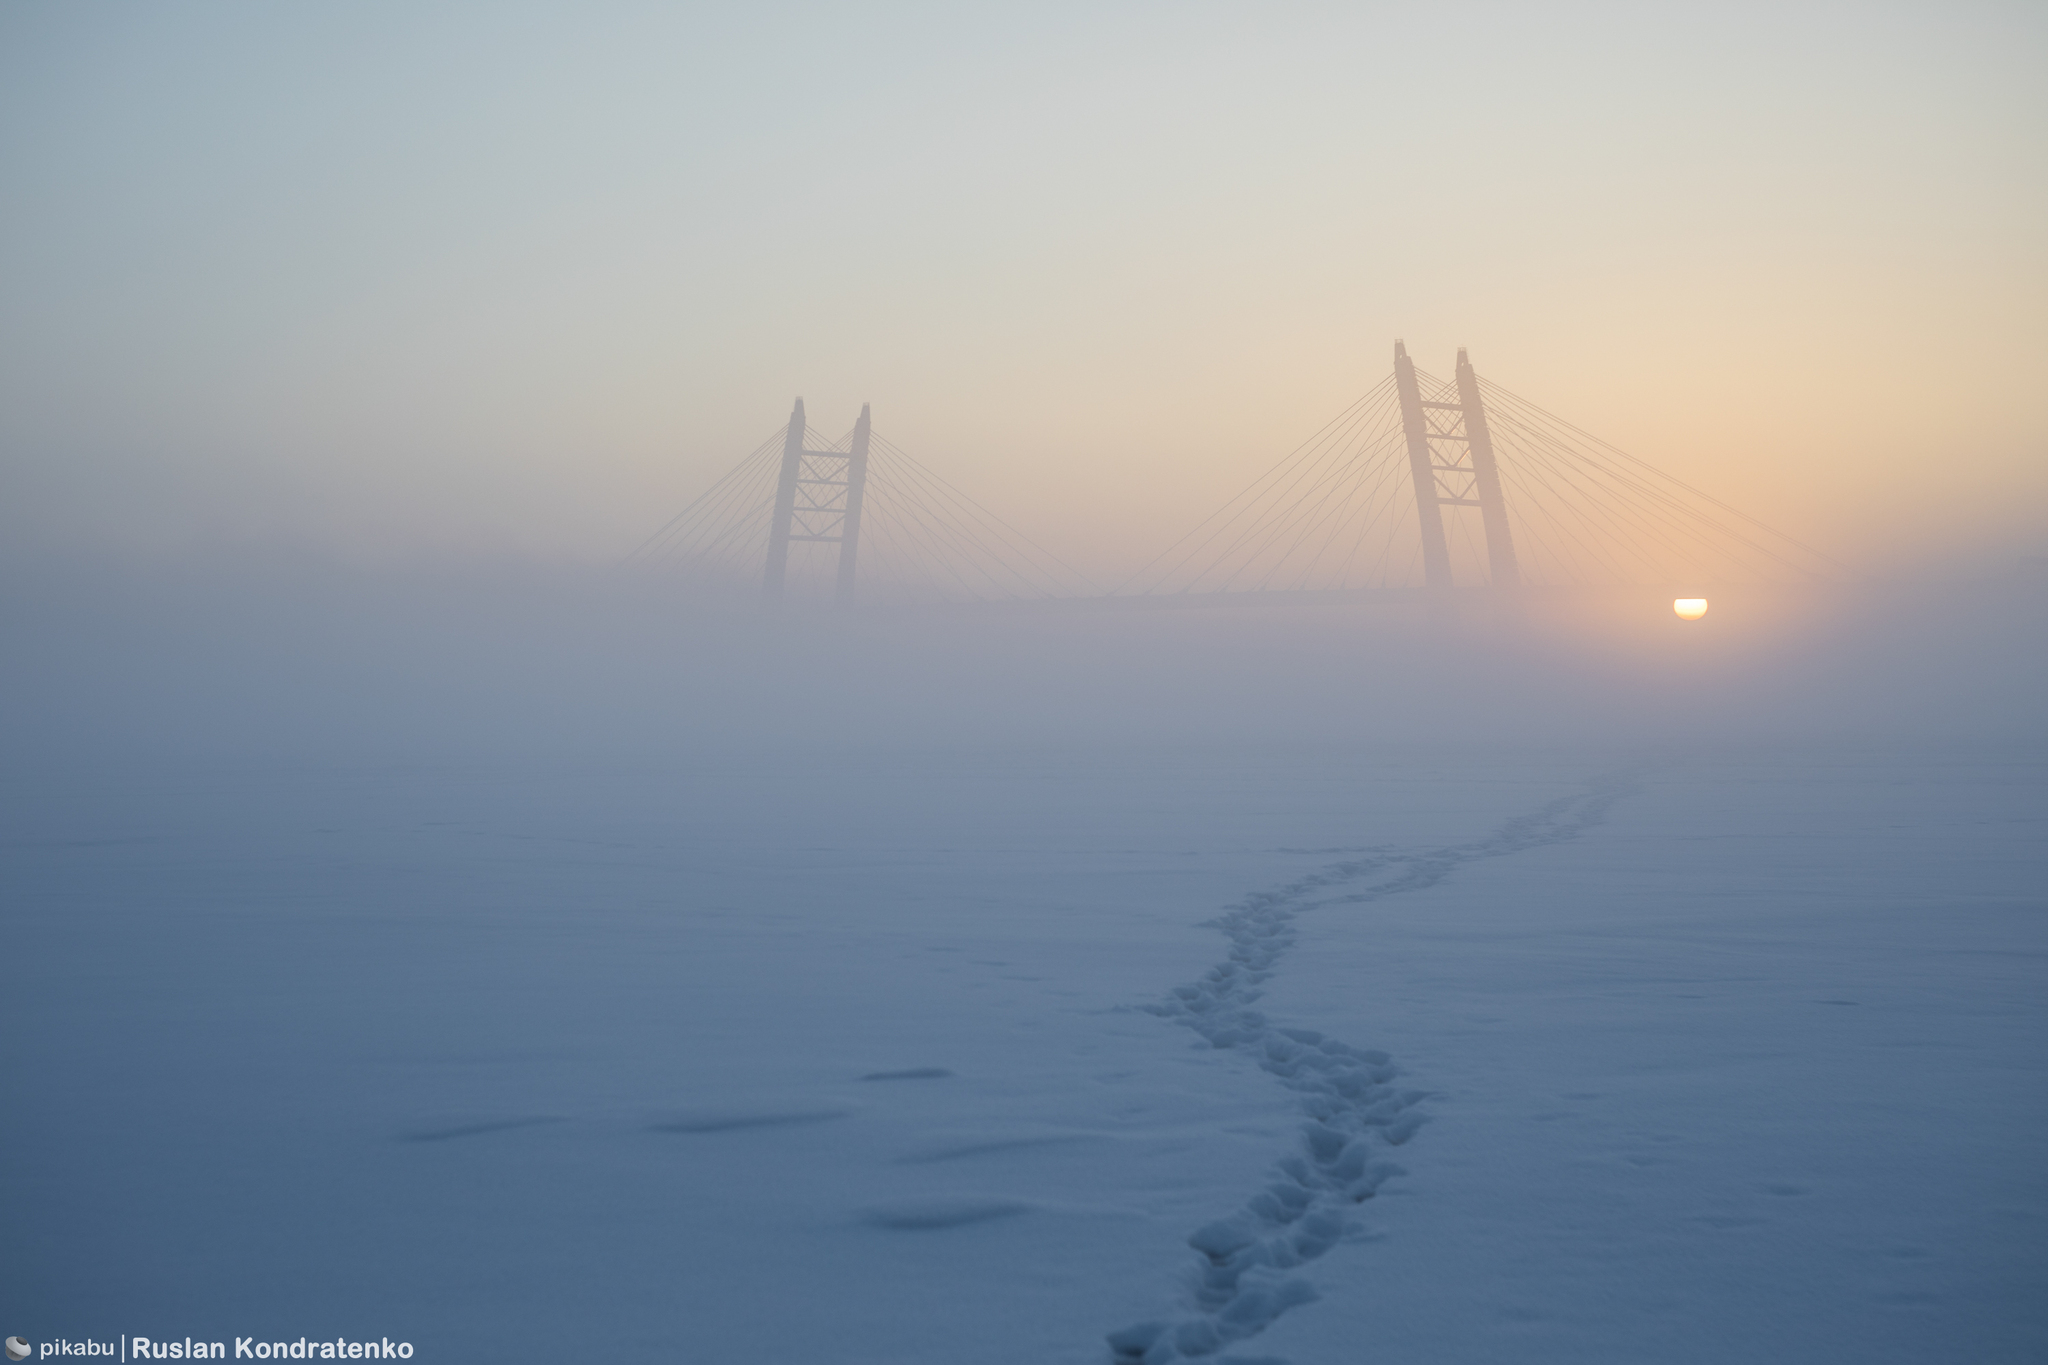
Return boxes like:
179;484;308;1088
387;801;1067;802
625;398;1092;606
626;344;1839;607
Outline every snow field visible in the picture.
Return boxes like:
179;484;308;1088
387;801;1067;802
3;747;2041;1363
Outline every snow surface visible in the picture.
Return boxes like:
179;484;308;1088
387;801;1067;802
4;744;2044;1362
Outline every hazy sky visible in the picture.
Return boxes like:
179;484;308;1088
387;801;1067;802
3;2;2043;578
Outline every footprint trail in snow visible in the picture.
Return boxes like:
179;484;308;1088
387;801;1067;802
1108;771;1641;1364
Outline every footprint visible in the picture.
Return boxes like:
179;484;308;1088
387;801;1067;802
1111;772;1644;1358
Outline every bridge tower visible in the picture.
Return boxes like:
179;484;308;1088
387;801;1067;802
1394;342;1454;588
763;398;873;607
1393;343;1520;588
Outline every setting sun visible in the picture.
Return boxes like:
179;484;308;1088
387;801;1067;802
1674;598;1710;620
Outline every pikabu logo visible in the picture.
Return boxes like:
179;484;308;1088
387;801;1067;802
8;1339;31;1361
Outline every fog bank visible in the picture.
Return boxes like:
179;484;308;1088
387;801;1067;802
6;552;2043;769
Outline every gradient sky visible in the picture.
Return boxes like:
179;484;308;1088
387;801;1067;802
3;1;2042;580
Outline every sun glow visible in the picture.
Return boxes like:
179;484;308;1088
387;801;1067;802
1674;598;1709;620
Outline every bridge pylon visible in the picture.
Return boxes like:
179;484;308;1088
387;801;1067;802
763;398;873;607
1394;342;1455;588
1393;342;1520;589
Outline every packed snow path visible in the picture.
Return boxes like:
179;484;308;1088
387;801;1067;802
1109;772;1641;1363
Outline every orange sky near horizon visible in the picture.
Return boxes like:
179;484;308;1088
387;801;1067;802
2;2;2041;583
